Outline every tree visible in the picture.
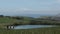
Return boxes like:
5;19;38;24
0;15;4;17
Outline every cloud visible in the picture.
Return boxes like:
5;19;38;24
14;8;33;12
0;6;60;16
20;8;32;11
0;8;33;15
57;0;60;1
56;0;60;3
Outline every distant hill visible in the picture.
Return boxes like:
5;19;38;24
17;14;54;18
51;14;60;20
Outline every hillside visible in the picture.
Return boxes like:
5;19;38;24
0;15;60;25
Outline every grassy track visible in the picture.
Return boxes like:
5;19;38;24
0;27;60;34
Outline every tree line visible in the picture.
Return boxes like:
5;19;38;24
0;15;60;25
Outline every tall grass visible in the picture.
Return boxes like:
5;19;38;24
0;27;60;34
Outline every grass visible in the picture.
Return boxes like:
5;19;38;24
0;17;16;23
0;27;60;34
0;17;60;34
0;17;17;25
0;17;18;28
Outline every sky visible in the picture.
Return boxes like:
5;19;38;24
0;0;60;16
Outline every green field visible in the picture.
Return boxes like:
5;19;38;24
0;27;60;34
0;16;60;34
0;17;17;24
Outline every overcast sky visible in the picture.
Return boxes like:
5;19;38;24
0;0;60;16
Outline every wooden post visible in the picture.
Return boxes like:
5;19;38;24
7;25;9;29
6;25;10;30
13;25;14;29
10;25;11;29
11;25;14;29
6;25;15;30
